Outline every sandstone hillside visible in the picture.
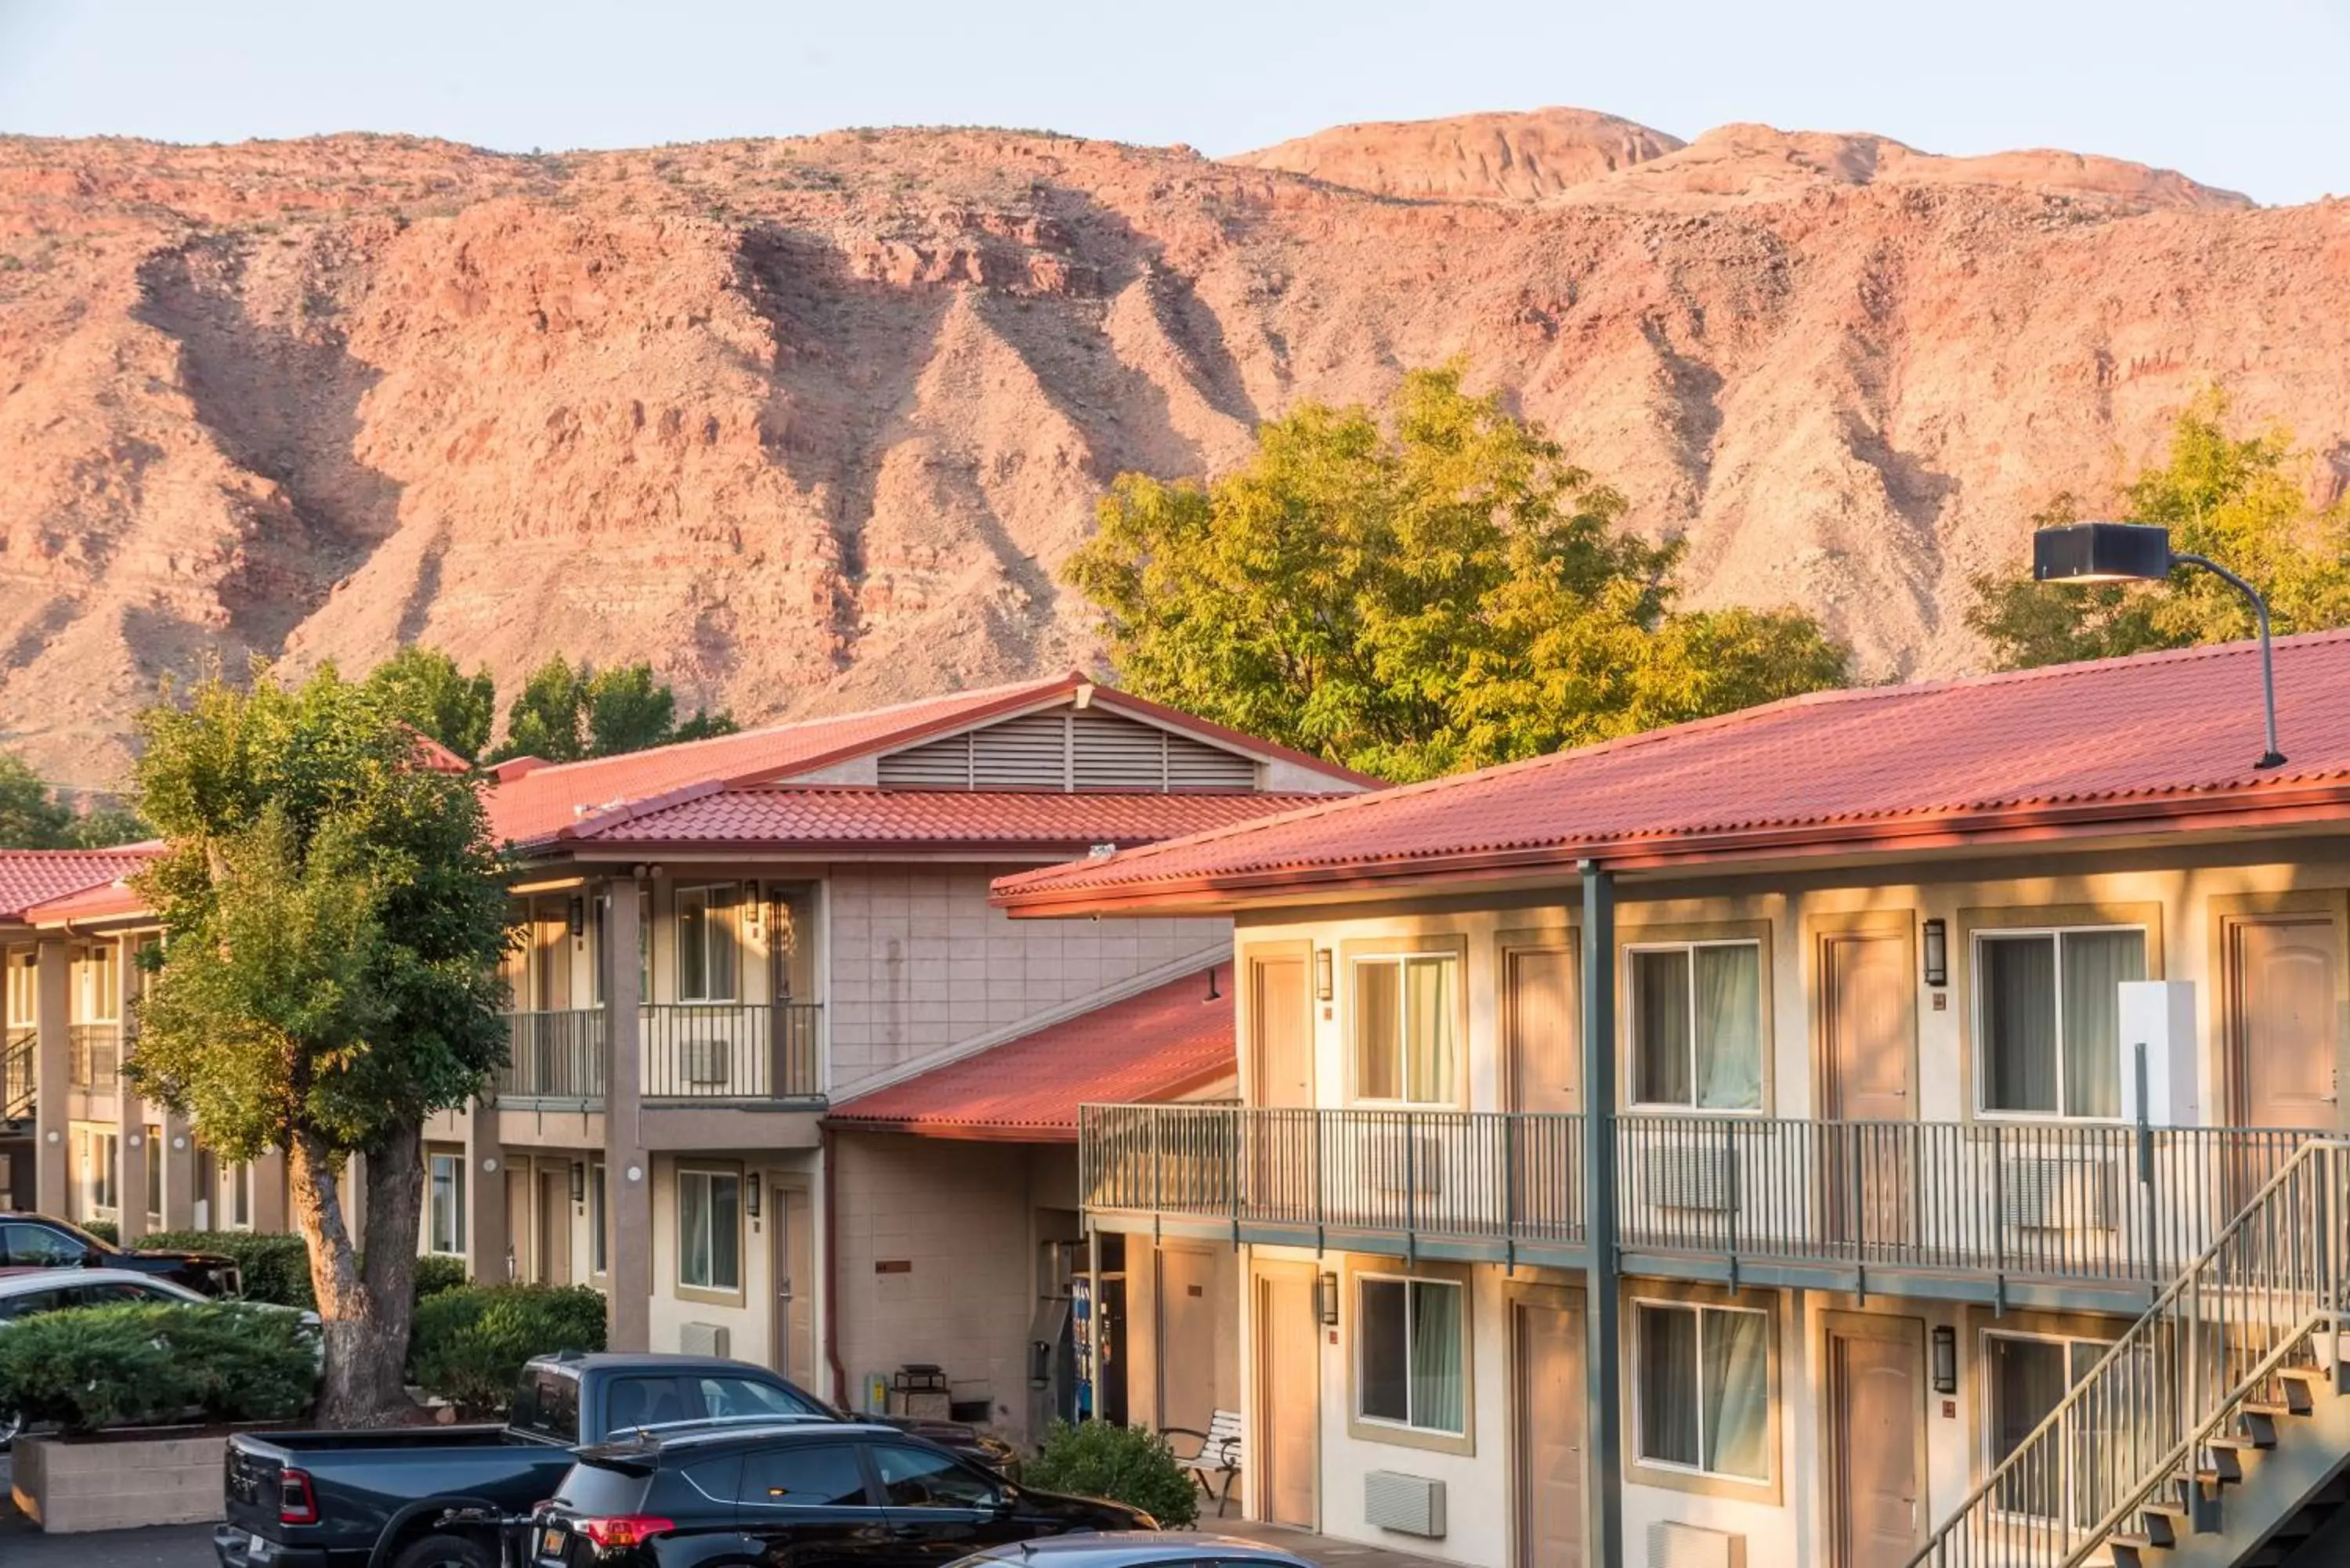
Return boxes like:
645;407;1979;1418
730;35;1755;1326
3;113;2347;786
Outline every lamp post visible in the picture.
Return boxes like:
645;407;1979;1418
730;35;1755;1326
2031;521;2286;769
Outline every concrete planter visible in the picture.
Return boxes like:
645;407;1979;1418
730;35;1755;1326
10;1428;229;1533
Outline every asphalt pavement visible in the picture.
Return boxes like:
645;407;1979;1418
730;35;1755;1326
0;1451;215;1566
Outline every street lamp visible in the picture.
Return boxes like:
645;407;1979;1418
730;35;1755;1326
2032;521;2286;769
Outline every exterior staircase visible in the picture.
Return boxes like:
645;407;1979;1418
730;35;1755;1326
2;1026;31;1128
1911;1139;2350;1568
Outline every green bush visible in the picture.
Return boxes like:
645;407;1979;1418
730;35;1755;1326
1022;1420;1199;1529
0;1300;317;1436
413;1254;469;1299
139;1230;316;1307
80;1219;119;1245
407;1284;606;1416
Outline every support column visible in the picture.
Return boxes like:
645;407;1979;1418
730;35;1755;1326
461;1103;507;1281
252;1147;289;1233
604;876;652;1351
1578;861;1622;1568
34;938;69;1214
117;936;148;1244
161;1113;197;1232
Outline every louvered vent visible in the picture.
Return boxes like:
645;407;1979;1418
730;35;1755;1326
2001;1156;2117;1230
877;733;973;789
679;1321;732;1357
971;713;1071;789
1364;1471;1446;1538
1072;710;1167;789
877;709;1260;793
1643;1146;1737;1212
1648;1521;1744;1568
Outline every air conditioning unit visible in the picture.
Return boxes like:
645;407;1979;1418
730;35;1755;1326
1644;1145;1737;1212
1364;1471;1445;1538
681;1038;730;1085
2001;1155;2116;1230
1649;1520;1746;1568
680;1321;732;1357
1366;1129;1448;1198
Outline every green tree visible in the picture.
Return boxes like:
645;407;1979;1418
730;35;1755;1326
126;665;513;1425
0;753;150;848
493;656;738;763
1063;366;1849;782
364;646;497;761
1969;392;2350;669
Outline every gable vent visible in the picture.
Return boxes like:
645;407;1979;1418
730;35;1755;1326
877;708;1259;793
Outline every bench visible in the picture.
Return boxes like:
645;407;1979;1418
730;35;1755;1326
1162;1409;1243;1516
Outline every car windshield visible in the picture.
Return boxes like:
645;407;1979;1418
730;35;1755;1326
32;1218;119;1255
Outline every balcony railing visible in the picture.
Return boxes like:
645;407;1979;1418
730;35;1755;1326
2;1028;32;1121
67;1022;119;1093
643;1002;822;1101
1081;1104;2321;1290
497;1009;609;1102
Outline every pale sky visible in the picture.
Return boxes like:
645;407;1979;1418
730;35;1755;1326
2;0;2345;207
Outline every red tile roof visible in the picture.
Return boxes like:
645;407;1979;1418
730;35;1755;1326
993;631;2350;914
559;786;1337;854
824;970;1235;1140
0;847;161;923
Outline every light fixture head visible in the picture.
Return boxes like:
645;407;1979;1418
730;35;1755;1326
1314;948;1334;1003
746;1172;763;1220
2033;521;2173;584
1314;1270;1340;1327
1932;1324;1959;1395
1922;918;1949;988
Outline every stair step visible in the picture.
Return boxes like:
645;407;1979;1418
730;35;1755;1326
2138;1502;2189;1546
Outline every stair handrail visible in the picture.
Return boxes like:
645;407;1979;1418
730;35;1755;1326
1;1025;32;1120
1908;1137;2348;1568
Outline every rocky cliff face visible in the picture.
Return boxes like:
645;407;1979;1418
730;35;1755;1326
3;114;2347;786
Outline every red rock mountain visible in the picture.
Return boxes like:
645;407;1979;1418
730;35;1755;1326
2;111;2345;786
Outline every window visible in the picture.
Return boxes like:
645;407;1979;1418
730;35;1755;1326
228;1158;254;1230
1352;954;1458;1103
428;1151;467;1255
678;1167;742;1292
675;885;739;1003
871;1443;1002;1508
1358;1274;1466;1436
638;888;653;1000
0;1223;85;1267
1978;928;2146;1118
511;1369;582;1443
589;1161;608;1276
697;1375;826;1422
1634;1300;1771;1483
1629;942;1762;1111
78;944;118;1022
0;1286;70;1322
603;1375;689;1433
144;1123;162;1223
740;1443;873;1508
5;950;34;1027
1985;1330;2113;1523
77;1129;119;1217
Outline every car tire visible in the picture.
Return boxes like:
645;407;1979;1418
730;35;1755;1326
391;1532;497;1568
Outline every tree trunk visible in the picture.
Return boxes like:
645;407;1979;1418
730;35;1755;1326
291;1125;422;1427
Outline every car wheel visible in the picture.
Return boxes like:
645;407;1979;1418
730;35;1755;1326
391;1532;497;1568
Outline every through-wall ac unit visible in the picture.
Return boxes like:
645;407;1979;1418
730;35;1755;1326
1364;1471;1445;1538
1648;1520;1746;1568
679;1321;731;1357
2001;1155;2116;1230
1644;1145;1737;1212
681;1038;730;1085
1365;1129;1448;1198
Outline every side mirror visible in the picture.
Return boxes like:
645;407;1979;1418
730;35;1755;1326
989;1490;1016;1518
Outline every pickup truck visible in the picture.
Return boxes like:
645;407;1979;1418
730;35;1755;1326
213;1351;1020;1568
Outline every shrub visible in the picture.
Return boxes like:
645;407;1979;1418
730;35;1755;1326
413;1254;469;1299
407;1284;606;1415
0;1300;317;1436
1022;1420;1199;1529
139;1230;315;1307
80;1219;119;1245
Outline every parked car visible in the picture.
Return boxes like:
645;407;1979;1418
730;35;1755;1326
524;1422;1151;1568
212;1352;1020;1568
0;1210;243;1296
948;1536;1315;1568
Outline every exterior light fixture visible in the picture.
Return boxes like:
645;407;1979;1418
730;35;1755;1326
567;895;586;938
746;1172;763;1220
1205;966;1220;1003
1922;919;1948;988
2033;521;2285;768
1314;948;1334;1003
569;1162;586;1205
1314;1270;1340;1326
1932;1325;1958;1395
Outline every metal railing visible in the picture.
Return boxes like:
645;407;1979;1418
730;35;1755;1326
1082;1104;2320;1288
497;1009;609;1101
1910;1138;2347;1568
642;1002;822;1100
67;1022;118;1093
2;1028;32;1120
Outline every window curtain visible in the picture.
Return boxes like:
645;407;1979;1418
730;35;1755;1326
1405;957;1454;1104
710;1174;742;1290
1633;951;1693;1105
1408;1280;1464;1433
678;894;710;1001
1357;963;1402;1100
2060;931;2144;1118
1983;936;2059;1113
1637;1303;1701;1465
707;887;739;1000
1990;1335;2068;1519
1702;1308;1771;1479
1695;946;1763;1111
1359;1277;1409;1423
681;1172;714;1287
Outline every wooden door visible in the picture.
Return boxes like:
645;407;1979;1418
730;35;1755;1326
1250;954;1314;1108
1513;1299;1586;1568
2229;915;2341;1132
505;1164;533;1282
1255;1268;1318;1529
1823;930;1916;1251
1505;941;1578;1239
537;1168;572;1284
1158;1248;1220;1437
1830;1322;1925;1568
772;1186;817;1386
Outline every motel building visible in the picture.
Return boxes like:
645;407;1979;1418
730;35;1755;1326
992;633;2350;1568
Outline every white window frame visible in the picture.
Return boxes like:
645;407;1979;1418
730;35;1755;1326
674;885;739;1004
1980;1327;2117;1527
1624;939;1766;1114
589;1160;609;1278
1971;923;2147;1123
5;950;35;1028
77;944;120;1024
677;1165;743;1294
1348;952;1460;1107
427;1151;467;1256
1354;1271;1468;1437
77;1128;120;1219
1631;1297;1773;1485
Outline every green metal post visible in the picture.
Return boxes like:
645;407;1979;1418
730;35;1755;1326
1580;860;1622;1568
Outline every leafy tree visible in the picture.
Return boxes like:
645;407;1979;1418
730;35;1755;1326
1969;392;2350;669
364;646;497;761
583;664;677;757
0;753;150;848
126;665;512;1426
1063;366;1849;782
492;656;738;763
499;656;591;763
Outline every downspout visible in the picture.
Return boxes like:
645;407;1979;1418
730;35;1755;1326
822;1122;849;1408
1579;859;1623;1568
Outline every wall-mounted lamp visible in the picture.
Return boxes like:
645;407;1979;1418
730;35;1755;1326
1932;1325;1958;1395
1922;919;1948;988
746;1173;763;1220
1314;1270;1340;1327
569;1162;586;1205
1314;948;1333;1003
1205;966;1220;1002
567;895;586;939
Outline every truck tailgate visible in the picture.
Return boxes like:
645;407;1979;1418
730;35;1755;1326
222;1435;290;1540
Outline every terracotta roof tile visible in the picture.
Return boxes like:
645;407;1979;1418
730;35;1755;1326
0;847;162;923
994;631;2350;911
825;970;1234;1140
566;787;1336;852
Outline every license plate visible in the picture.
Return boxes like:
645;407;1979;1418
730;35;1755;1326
540;1527;566;1557
250;1534;268;1559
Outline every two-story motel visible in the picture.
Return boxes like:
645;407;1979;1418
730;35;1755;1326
990;633;2350;1568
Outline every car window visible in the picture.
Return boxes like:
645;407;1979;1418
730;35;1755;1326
512;1370;581;1443
871;1444;1000;1510
1;1224;85;1266
740;1443;871;1508
74;1281;168;1306
0;1287;70;1323
696;1375;826;1422
601;1375;689;1436
680;1455;743;1507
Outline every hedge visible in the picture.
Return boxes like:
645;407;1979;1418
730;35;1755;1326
133;1232;474;1307
0;1300;318;1436
1022;1420;1199;1529
407;1284;606;1416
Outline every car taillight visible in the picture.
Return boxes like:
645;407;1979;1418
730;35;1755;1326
577;1516;674;1548
279;1469;320;1526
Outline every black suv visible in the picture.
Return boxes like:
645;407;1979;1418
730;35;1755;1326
0;1212;241;1296
532;1423;1151;1568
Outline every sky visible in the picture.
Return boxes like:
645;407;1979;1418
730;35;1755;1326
2;1;2346;207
